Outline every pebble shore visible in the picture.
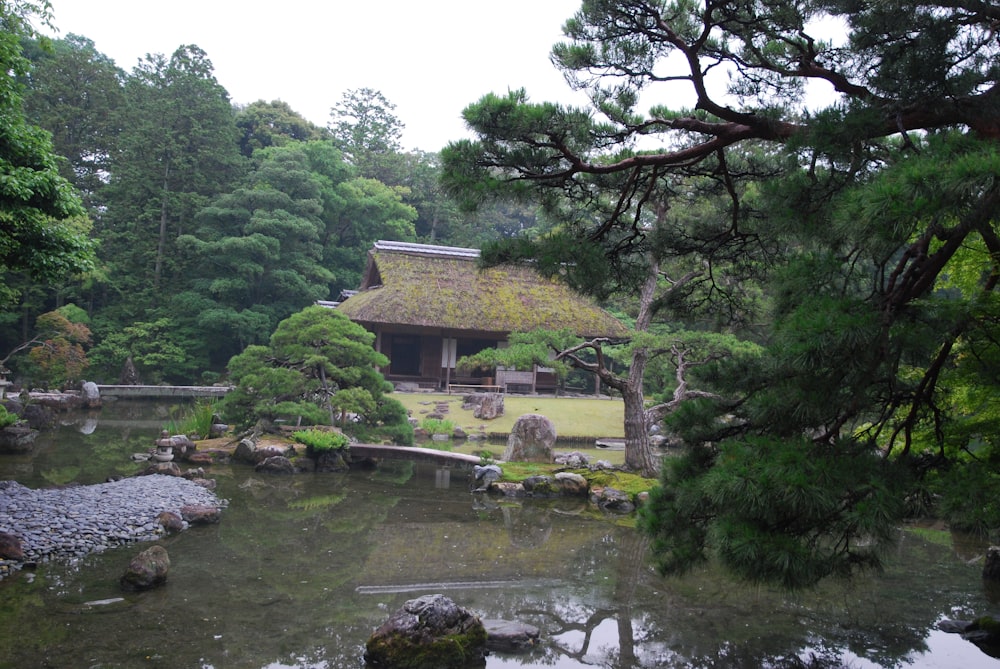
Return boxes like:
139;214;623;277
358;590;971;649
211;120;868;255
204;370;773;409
0;475;224;579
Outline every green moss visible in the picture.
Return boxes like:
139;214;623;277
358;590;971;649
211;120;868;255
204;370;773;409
339;250;627;336
501;462;555;481
974;616;1000;635
497;462;657;503
365;627;487;669
572;469;658;499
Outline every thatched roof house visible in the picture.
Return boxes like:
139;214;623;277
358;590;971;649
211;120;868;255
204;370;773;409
334;240;628;391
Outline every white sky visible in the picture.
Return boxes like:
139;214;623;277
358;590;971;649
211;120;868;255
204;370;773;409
44;0;592;152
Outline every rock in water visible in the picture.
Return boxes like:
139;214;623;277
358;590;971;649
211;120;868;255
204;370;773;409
364;593;487;668
0;532;24;561
80;381;101;408
120;545;170;591
482;619;540;652
984;546;1000;581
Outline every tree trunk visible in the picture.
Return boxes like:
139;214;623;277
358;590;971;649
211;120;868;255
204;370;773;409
620;257;660;477
318;365;337;426
622;380;657;475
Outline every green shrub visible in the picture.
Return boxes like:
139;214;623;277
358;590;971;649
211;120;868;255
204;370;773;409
420;417;454;435
0;405;18;429
347;421;415;447
292;429;349;452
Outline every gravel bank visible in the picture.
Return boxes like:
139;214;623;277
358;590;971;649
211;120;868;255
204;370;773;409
0;475;225;579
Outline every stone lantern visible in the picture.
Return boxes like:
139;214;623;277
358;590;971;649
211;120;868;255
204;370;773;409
153;430;175;462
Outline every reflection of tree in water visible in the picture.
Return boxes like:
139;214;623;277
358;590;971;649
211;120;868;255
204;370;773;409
510;530;652;667
481;524;983;669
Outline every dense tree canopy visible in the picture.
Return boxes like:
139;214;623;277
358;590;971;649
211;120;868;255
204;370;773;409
0;1;96;308
22;33;124;210
443;0;1000;587
235;99;329;158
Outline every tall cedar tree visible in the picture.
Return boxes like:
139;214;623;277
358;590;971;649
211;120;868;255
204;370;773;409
101;45;245;308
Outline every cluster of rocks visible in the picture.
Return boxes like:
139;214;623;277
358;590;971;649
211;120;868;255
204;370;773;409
231;431;353;474
409;394;508;443
472;462;641;514
365;593;539;669
466;413;646;513
464;393;504;421
0;474;224;580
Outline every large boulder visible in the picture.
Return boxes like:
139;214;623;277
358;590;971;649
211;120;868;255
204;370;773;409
364;594;487;668
984;546;1000;581
80;381;101;408
502;414;556;463
554;472;589;496
19;403;54;430
314;449;349;472
0;532;24;561
468;392;504;420
180;504;222;525
255;455;295;474
592;486;635;513
120;545;170;591
156;512;184;534
471;464;502;492
0;425;37;453
938;617;1000;659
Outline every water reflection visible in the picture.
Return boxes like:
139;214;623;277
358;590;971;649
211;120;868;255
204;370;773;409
0;403;997;668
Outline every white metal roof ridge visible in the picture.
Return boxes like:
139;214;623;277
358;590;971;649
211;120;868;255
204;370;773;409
373;239;480;259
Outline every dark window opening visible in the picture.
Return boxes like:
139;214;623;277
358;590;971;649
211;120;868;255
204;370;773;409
389;335;421;376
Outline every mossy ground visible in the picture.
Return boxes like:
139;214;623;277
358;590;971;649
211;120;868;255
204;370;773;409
501;461;659;499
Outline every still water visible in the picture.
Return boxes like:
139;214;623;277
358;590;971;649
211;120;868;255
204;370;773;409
0;401;997;669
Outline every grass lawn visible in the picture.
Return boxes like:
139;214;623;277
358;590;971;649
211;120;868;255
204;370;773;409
394;392;625;439
392;391;628;465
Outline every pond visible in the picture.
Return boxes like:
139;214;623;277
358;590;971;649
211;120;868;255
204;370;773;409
0;401;997;668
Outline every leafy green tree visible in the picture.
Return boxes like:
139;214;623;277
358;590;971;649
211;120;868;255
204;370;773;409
443;0;1000;587
175;142;337;360
235;99;329;158
175;141;416;367
0;1;96;308
221;306;411;445
21;33;124;211
320;172;417;292
87;317;194;384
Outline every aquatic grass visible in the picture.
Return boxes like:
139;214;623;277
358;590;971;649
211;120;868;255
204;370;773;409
165;400;218;439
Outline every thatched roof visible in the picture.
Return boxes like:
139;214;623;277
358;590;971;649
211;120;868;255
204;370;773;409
336;241;628;338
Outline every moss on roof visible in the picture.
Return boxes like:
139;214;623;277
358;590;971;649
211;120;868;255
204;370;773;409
337;246;628;338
